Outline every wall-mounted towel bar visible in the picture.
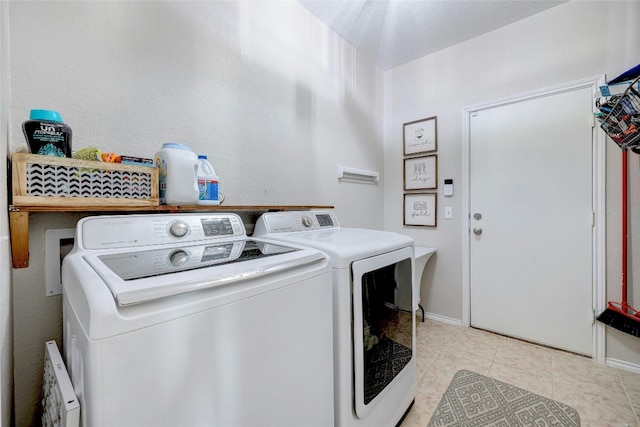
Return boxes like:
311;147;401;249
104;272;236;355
337;166;379;184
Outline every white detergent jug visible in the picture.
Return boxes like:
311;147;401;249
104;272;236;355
154;143;199;205
197;155;221;205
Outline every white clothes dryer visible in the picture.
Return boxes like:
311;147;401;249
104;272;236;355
254;210;416;427
62;213;334;427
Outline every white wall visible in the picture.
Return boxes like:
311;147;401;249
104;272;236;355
384;0;640;365
1;1;12;426
7;1;385;424
8;0;640;424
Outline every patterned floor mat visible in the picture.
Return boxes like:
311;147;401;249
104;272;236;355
428;370;580;426
364;337;412;404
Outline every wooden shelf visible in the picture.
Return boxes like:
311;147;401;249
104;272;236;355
9;204;333;269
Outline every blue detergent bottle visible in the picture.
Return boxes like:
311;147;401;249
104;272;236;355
196;155;220;205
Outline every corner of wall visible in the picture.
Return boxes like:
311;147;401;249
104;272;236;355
1;1;14;426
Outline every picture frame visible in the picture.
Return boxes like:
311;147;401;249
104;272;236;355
403;116;437;156
404;155;437;190
404;193;437;227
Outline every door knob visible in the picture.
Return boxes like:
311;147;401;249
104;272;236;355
473;227;483;235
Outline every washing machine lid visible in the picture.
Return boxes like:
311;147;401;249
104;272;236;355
254;211;413;268
82;239;324;306
263;228;413;268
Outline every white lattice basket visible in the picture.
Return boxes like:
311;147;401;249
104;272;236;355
12;153;158;207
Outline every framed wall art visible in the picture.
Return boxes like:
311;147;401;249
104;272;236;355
404;155;437;190
404;193;437;227
403;116;437;156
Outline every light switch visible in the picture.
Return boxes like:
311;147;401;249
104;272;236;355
445;206;453;219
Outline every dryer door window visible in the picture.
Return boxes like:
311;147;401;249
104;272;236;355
351;246;414;418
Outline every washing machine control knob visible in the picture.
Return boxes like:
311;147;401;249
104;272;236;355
169;250;189;266
169;221;189;238
302;215;313;228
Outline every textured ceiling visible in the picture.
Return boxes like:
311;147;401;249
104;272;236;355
298;0;567;70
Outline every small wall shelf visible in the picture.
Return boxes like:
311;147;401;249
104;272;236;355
9;204;333;269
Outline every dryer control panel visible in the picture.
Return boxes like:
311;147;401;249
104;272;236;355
254;210;339;234
78;213;246;250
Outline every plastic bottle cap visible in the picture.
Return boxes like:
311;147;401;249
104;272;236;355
198;155;208;159
29;109;63;123
162;142;193;151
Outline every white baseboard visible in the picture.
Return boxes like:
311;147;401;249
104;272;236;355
421;312;640;374
423;312;462;327
605;357;640;374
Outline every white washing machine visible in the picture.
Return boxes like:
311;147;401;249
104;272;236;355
254;210;416;427
62;213;334;427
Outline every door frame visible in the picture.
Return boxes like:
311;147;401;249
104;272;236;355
461;75;606;361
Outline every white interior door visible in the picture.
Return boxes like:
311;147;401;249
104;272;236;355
469;86;594;355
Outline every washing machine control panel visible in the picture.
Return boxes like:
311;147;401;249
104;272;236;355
302;215;314;228
254;210;339;234
169;220;190;238
80;214;246;250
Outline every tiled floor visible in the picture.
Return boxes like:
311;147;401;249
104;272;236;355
401;319;640;427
